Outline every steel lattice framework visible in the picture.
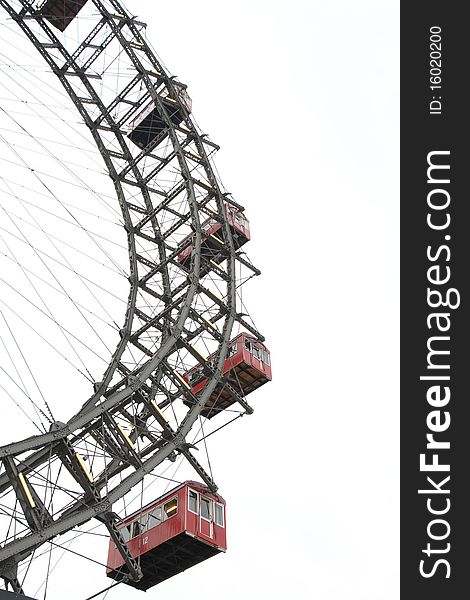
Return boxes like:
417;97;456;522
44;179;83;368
0;0;263;593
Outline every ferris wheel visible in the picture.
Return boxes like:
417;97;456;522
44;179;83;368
0;1;270;597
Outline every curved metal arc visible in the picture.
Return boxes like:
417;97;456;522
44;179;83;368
0;0;205;455
0;0;240;457
1;0;193;414
0;0;242;568
90;0;241;472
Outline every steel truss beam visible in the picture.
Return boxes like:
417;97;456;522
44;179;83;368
0;0;260;583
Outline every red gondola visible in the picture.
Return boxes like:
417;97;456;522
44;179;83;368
40;0;89;31
183;333;272;418
177;204;250;268
106;481;226;590
127;86;192;149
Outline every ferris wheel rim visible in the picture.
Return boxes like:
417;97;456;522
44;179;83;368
0;0;264;593
0;0;237;452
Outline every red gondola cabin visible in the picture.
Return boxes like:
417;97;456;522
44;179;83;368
177;204;250;268
183;333;271;418
40;0;89;31
106;481;226;590
127;86;192;149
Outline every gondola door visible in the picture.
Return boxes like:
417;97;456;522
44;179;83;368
199;495;213;540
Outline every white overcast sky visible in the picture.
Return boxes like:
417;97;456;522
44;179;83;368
1;1;399;599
